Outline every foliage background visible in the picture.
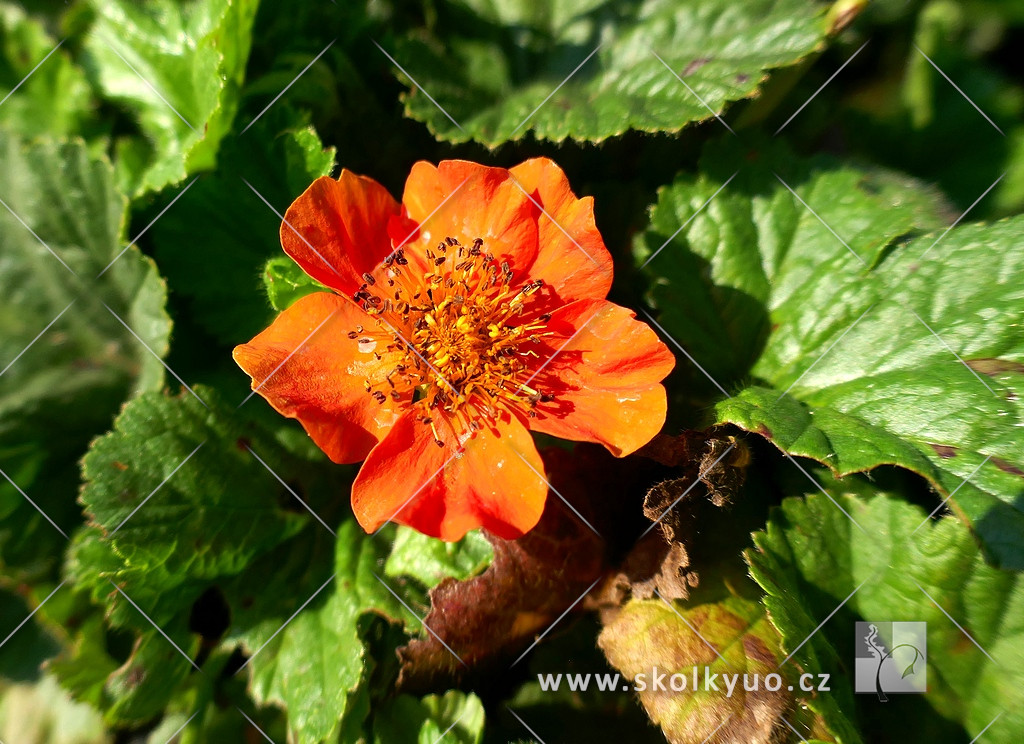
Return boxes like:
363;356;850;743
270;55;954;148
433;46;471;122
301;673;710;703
1;1;1022;743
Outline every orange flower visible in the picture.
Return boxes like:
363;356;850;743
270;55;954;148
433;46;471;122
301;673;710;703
233;159;674;541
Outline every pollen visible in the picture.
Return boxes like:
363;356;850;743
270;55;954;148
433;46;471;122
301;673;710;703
351;237;554;443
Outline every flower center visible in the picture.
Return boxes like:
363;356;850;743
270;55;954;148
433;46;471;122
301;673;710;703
350;236;554;444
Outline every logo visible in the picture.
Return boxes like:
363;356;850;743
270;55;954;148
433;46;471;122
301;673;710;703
854;621;927;700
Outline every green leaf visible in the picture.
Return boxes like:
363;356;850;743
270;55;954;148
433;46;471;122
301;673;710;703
841;0;1024;218
747;492;1024;742
263;256;329;313
0;132;170;581
393;0;832;146
373;691;485;744
68;386;337;723
384;527;493;588
0;3;93;138
149;108;335;346
84;0;259;196
638;139;949;393
68;384;403;731
68;382;420;737
102;627;196;724
639;139;1024;568
47;614;119;712
598;593;829;743
77;387;310;624
227;521;413;744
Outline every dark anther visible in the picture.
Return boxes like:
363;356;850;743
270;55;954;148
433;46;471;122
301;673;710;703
434;256;446;266
362;272;376;285
347;331;359;339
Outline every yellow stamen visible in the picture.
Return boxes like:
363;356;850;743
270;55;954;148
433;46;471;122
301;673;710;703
350;237;555;437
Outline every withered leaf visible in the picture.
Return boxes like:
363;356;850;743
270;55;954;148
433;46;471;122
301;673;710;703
599;595;805;744
397;444;649;693
602;431;751;605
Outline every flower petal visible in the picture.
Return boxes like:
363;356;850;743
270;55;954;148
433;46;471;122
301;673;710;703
528;299;675;457
232;292;407;464
509;157;613;304
400;160;540;272
351;409;547;541
280;171;400;295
